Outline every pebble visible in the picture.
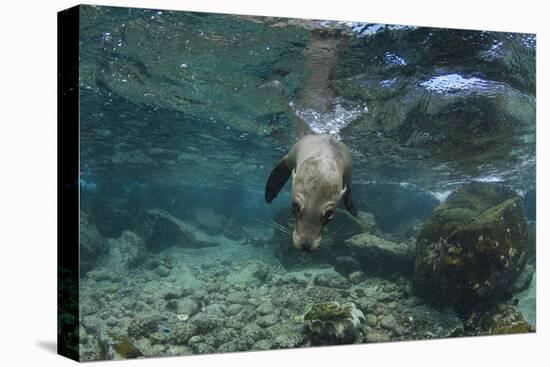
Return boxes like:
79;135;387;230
252;339;272;350
225;303;244;316
380;314;398;330
203;303;226;317
179;298;200;316
366;314;378;327
349;271;367;284
226;291;246;304
255;302;274;316
365;330;392;343
256;314;277;328
156;265;171;277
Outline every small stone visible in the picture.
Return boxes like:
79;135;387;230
106;316;118;327
179;298;200;316
255;302;274;316
171;323;198;344
203;303;226;317
191;312;219;333
256;315;277;328
226;291;246;304
349;271;367;284
365;330;392;343
165;300;178;311
383;284;395;293
187;335;202;346
252;339;272;350
218;341;238;353
176;314;189;321
313;270;351;289
241;323;265;346
366;314;378;327
380;314;397;330
149;330;168;344
127;315;161;338
192;343;214;354
226;304;244;316
157;265;171;277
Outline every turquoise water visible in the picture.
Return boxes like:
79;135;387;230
76;5;536;361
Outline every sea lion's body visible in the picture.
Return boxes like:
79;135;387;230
265;135;357;251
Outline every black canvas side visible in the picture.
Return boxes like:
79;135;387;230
57;5;80;362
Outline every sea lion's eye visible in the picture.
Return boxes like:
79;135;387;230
324;210;334;222
292;201;301;216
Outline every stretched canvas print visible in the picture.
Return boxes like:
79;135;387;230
58;4;536;362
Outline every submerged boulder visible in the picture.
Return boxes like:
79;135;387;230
303;301;365;345
353;182;439;234
345;233;415;275
80;210;108;275
413;183;529;309
105;231;148;271
193;207;248;241
92;205;134;239
136;209;217;252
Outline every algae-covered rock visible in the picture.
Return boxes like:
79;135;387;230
127;315;161;339
413;183;529;309
303;301;365;345
416;183;517;244
345;233;415;275
171;322;199;344
465;304;533;335
113;336;144;359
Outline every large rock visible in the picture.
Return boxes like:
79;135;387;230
345;233;414;275
413;183;529;309
80;210;108;275
92;205;133;239
104;231;148;272
193;207;248;241
353;182;439;234
136;209;217;252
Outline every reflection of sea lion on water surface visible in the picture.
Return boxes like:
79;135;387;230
265;134;357;252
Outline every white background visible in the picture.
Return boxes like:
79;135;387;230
0;0;548;365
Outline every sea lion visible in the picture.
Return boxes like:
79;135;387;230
265;134;357;252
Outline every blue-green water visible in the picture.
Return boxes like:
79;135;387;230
76;5;536;361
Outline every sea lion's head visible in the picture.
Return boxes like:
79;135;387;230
290;159;346;252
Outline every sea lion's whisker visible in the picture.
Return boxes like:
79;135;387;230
253;217;292;237
270;220;293;235
268;219;291;232
324;225;343;238
274;227;292;238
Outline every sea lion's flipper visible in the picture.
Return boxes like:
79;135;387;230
343;186;358;216
265;157;292;203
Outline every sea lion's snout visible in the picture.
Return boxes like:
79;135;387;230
292;229;321;252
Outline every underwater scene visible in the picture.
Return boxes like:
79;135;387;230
75;5;536;361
